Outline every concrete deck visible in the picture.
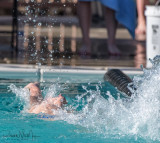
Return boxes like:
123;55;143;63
0;23;146;68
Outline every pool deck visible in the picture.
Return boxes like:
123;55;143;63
0;21;146;71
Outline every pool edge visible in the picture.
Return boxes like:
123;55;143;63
0;64;143;75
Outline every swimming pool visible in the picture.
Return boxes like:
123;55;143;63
0;65;159;143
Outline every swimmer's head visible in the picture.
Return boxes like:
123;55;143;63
47;94;67;108
34;82;40;88
58;94;67;105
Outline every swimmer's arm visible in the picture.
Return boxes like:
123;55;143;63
28;104;47;114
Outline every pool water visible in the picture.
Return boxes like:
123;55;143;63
0;66;160;143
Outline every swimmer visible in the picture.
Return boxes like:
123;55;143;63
25;82;67;115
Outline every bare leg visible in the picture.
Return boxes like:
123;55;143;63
135;0;146;40
77;1;91;55
105;7;121;55
25;82;43;105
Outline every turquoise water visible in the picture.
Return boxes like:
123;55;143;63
0;69;159;143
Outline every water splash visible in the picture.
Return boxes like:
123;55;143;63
9;56;160;141
43;81;67;99
9;84;30;112
59;57;160;141
9;82;66;110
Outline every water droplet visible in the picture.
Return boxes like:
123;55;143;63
38;23;42;26
33;19;36;23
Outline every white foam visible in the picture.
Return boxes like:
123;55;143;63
10;56;160;141
9;84;30;111
58;56;160;141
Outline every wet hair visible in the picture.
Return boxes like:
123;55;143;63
61;96;67;104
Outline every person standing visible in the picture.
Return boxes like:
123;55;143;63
77;0;137;56
135;0;148;41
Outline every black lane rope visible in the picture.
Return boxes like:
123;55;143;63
104;69;134;97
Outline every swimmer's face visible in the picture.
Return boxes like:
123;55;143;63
49;94;67;108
